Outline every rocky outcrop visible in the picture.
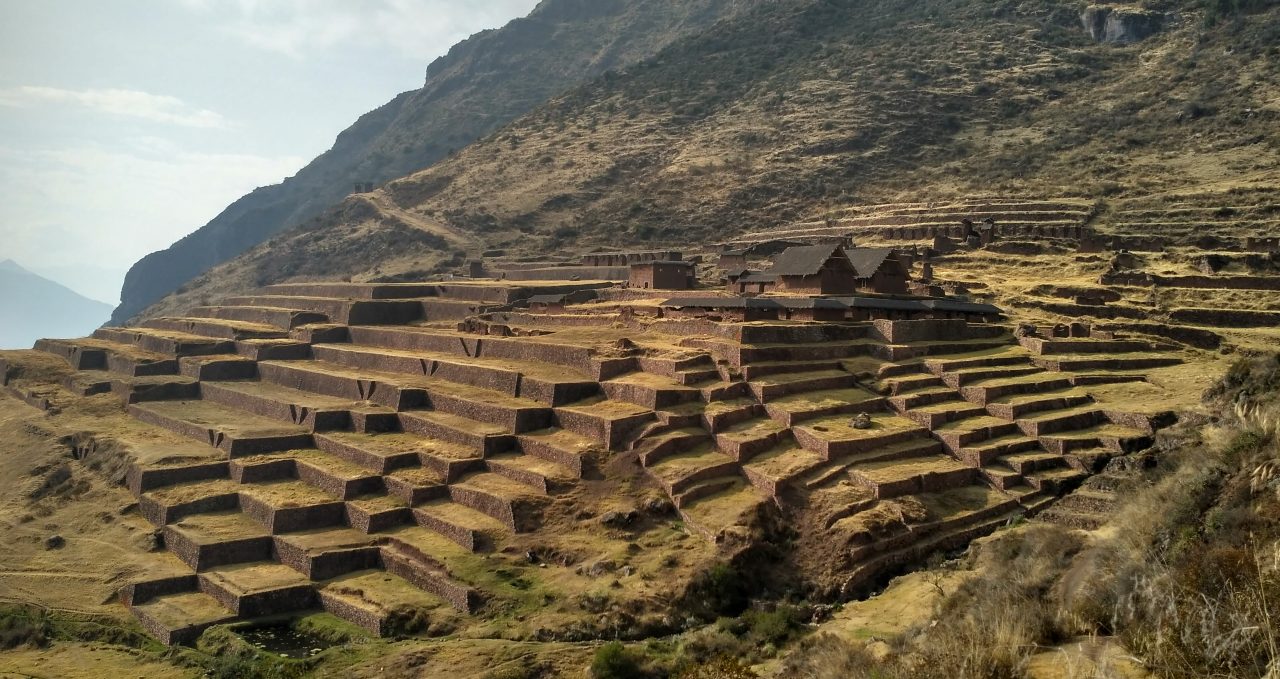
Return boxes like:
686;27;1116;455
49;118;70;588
1081;5;1163;44
112;0;762;325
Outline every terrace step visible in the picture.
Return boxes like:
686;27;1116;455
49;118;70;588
178;354;259;381
234;338;312;361
763;388;886;427
163;511;273;571
187;305;328;329
878;373;944;396
739;359;842;381
888;386;960;411
634;427;712;466
448;472;549;532
139;478;242;525
515;427;599;477
484;453;577;494
900;400;989;429
399;410;515;456
222;295;425;325
1032;353;1183;372
63;371;199;403
741;443;827;497
714;418;790;463
1025;466;1089;495
939;365;1041;389
129;591;236;646
554;398;654;451
315;430;482;480
748;369;857;402
985;389;1094;419
674;476;740;509
980;465;1024;490
801;438;946;491
128;400;313;457
1038;507;1108;530
199;379;388;432
197;562;316;618
93;327;234;357
375;543;480;614
646;444;740;496
319;570;451;636
960;374;1076;405
602;372;701;410
933;415;1021;454
412;499;510;552
344;494;413;533
380;467;448;507
272;527;382;579
1054;489;1118;514
699;398;763;433
1038;424;1152;456
998;450;1069;475
956;434;1043;467
293;451;385;500
311;343;597;406
237;480;346;534
792;414;929;461
143;317;289;341
256;359;553;432
35;337;178;376
1015;405;1107;437
923;352;1031;376
846;455;977;500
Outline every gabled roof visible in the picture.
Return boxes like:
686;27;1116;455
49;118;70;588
845;248;896;278
767;243;846;277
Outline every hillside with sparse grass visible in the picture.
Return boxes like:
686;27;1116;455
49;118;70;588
113;0;766;324
130;0;1280;323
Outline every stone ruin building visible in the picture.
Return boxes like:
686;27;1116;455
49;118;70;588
0;240;1188;646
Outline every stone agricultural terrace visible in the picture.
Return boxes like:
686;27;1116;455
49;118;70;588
0;255;1201;646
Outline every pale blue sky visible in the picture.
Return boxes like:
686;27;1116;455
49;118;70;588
0;0;540;304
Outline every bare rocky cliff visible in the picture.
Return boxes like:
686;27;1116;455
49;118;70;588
112;0;760;324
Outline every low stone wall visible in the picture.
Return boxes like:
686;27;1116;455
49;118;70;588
127;461;229;496
1169;307;1280;328
870;318;967;344
553;408;652;451
497;266;628;281
411;508;485;551
273;539;381;580
163;527;272;571
122;574;198;606
239;494;345;534
140;492;239;526
423;389;552;433
1154;274;1280;291
379;543;479;613
1093;321;1221;350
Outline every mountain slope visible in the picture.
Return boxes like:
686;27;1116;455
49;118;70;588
111;0;763;324
0;260;111;349
130;0;1280;321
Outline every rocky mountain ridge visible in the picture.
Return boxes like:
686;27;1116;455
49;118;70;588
113;0;762;324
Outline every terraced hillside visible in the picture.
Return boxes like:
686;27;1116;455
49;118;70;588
0;279;1206;646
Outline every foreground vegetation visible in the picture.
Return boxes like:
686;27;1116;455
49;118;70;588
768;353;1280;679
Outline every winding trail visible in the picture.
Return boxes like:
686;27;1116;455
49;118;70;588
362;192;476;247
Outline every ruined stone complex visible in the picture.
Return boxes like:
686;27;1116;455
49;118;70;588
0;236;1199;646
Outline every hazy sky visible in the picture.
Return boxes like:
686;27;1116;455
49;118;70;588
0;0;540;305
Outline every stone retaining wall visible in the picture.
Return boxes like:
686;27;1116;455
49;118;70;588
127;461;229;496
